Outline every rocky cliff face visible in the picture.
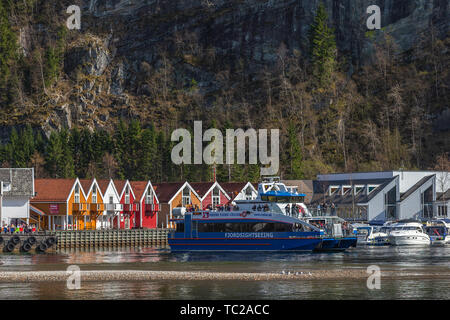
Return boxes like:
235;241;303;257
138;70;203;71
5;0;450;138
83;0;448;63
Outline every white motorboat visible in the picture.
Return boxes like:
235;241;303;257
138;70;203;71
355;225;390;246
388;221;430;246
425;220;450;245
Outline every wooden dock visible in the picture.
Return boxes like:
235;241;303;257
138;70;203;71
50;229;170;249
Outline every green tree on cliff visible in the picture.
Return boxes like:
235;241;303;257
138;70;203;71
309;2;337;86
284;122;304;179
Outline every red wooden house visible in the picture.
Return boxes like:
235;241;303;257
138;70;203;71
190;182;230;209
113;180;139;229
130;181;160;229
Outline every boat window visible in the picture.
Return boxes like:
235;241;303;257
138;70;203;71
176;223;184;232
277;196;290;203
290;196;305;203
426;227;446;236
195;221;295;233
357;229;369;236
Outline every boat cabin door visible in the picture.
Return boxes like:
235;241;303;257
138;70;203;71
184;213;198;238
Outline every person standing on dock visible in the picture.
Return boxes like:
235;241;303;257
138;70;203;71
331;203;336;216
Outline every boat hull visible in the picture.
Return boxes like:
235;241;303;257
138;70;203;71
388;235;430;246
430;236;450;245
169;235;323;252
314;237;357;252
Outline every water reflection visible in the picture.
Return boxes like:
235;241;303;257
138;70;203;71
0;246;449;299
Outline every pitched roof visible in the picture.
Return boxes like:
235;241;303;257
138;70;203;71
309;177;398;205
130;181;149;201
0;168;34;196
152;182;186;203
32;179;77;202
437;189;450;201
190;182;215;199
96;179;111;195
79;179;94;195
400;175;435;201
220;182;256;199
113;180;127;196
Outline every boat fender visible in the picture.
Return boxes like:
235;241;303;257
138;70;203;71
4;241;15;252
45;236;57;247
37;242;48;252
21;242;32;252
26;236;37;245
11;235;20;245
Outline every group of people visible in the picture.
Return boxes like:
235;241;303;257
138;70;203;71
1;223;36;234
316;202;337;216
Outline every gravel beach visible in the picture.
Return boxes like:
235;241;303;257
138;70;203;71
0;269;447;283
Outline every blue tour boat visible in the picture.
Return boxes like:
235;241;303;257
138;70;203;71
169;210;357;252
168;177;357;252
169;210;326;252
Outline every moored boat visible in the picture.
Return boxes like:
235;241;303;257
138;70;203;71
425;220;450;245
168;210;356;252
388;221;430;246
355;225;390;246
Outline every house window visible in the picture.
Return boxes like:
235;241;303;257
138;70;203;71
368;185;378;194
329;186;339;196
245;187;253;200
125;186;130;204
74;184;80;203
182;187;191;207
145;190;153;204
342;186;352;195
212;187;220;208
438;205;448;217
92;185;97;203
355;186;364;195
109;196;113;204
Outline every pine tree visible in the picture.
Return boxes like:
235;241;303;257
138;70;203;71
285;122;304;179
309;2;337;86
45;131;64;178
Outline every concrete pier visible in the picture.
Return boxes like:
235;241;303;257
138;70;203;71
51;229;169;249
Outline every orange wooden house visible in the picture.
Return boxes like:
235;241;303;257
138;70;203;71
79;178;105;230
153;181;201;229
31;178;87;230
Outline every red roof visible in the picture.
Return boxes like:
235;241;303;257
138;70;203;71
113;180;127;196
32;179;77;202
79;179;94;195
129;181;149;201
190;182;215;199
153;182;186;203
220;182;256;199
96;179;111;195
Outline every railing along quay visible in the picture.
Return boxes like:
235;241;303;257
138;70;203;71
50;229;170;249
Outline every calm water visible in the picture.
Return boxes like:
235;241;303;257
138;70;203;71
0;245;449;299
